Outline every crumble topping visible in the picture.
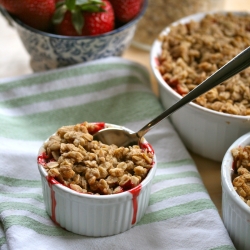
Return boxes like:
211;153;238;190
158;13;250;116
232;145;250;206
38;122;154;195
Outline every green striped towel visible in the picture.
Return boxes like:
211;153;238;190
0;57;234;250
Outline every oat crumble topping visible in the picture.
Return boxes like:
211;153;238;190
232;145;250;206
158;13;250;116
39;122;154;195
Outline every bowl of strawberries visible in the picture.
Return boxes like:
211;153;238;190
0;0;147;72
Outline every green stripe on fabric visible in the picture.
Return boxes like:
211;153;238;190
0;176;41;188
0;63;148;92
157;159;195;169
0;202;47;218
0;237;6;247
149;183;207;206
0;192;43;202
0;92;162;140
0;76;144;108
211;246;236;250
152;171;201;185
137;199;216;226
2;215;75;237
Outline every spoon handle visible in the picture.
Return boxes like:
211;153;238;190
137;46;250;138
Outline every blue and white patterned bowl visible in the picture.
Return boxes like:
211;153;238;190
0;1;147;72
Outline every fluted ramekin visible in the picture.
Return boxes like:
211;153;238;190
150;11;250;162
37;123;157;237
221;132;250;250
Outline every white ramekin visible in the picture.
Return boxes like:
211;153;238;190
221;132;250;250
150;11;250;162
37;123;157;237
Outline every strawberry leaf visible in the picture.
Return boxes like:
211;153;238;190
65;0;76;10
80;4;104;12
76;0;103;5
52;5;68;24
76;0;105;12
56;1;65;8
71;10;84;35
76;0;89;4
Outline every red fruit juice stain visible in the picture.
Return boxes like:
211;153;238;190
37;152;49;166
129;184;142;225
154;57;160;66
86;122;105;135
127;141;155;225
46;176;60;225
38;153;58;223
140;142;154;154
121;179;133;191
168;78;179;88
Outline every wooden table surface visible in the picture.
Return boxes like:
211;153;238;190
1;0;250;216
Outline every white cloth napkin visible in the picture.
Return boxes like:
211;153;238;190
0;57;234;250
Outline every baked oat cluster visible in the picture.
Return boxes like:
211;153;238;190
41;122;154;195
158;13;250;116
232;145;250;206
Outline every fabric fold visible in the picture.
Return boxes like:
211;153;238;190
0;57;234;250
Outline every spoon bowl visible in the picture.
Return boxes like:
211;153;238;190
94;127;140;147
94;46;250;147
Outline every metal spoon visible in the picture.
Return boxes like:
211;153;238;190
94;46;250;147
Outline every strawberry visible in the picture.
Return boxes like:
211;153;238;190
0;0;22;14
109;0;143;23
0;0;55;31
53;0;115;36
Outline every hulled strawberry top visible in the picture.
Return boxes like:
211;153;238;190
53;0;114;36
